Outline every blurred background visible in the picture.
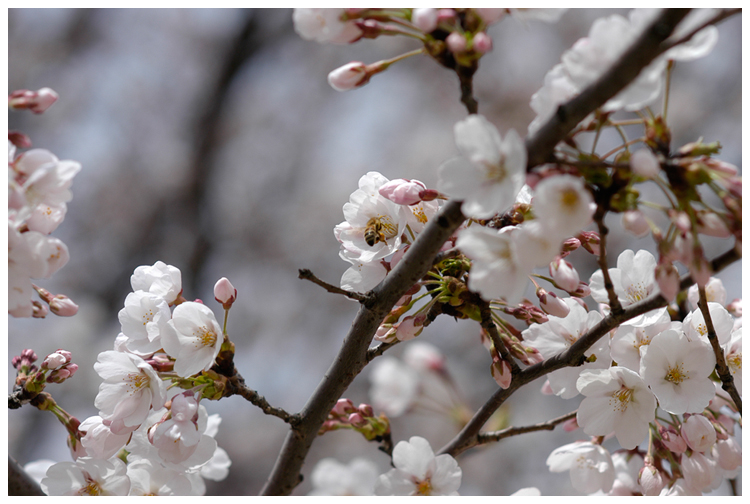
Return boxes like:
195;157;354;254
7;8;741;495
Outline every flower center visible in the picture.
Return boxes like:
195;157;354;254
482;158;507;183
609;386;634;412
415;478;433;495
78;477;101;496
142;308;155;326
560;188;580;211
625;282;649;303
727;352;741;372
695;322;708;337
195;326;218;347
664;363;688;384
125;372;149;393
412;207;428;224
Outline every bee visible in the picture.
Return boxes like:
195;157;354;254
364;217;386;247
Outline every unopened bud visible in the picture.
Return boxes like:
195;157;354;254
214;277;237;309
49;295;79;317
472;32;493;53
8;131;32;148
328;60;390;92
446;32;467;53
659;425;687;453
47;363;78;383
681;414;716;453
578;231;600;256
8;87;59;114
357;403;374;417
347;412;366;427
630;149;661;179
332;398;356;416
491;359;512;389
639;462;666;496
437;9;457;23
561;237;581;253
622;209;650;238
32;301;48;318
550;258;579;292
669;210;691;233
725;298;741;318
569;282;590;298
379;178;427;205
537;288;570;318
42;350;72;370
412;8;438;32
655;258;680;302
418;189;441;201
696;211;730;238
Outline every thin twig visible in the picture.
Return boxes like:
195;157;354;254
366;341;398;363
227;375;299;425
662;8;741;50
479;301;520;373
477;410;577;446
298;268;369;302
696;286;742;415
593;210;623;315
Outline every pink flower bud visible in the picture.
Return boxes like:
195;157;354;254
696;211;730;238
46;364;78;383
562;417;579;432
419;188;440;201
660;426;687;453
42;350;71;370
537;288;570;318
540;379;554;395
347;412;366;427
32;301;49;318
669;210;691;233
446;32;467;53
8;131;32;148
712;437;742;471
569;282;591;298
561;237;581;253
550;258;579;292
472;32;493;53
437;9;456;23
49;295;79;317
475;8;506;25
725;298;741;318
578;231;600;256
412;8;438;32
8;87;59;114
357;403;374;417
630;149;661;178
395;314;425;341
622;210;650;238
655;259;680;302
689;255;711;288
332;398;355;416
214;277;237;309
328;61;370;92
639;463;666;496
681;414;717;453
491;359;512;389
378;178;427;205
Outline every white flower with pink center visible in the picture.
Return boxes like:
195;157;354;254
374;436;462;495
94;350;167;429
639;328;716;414
438;115;526;219
162;301;223;377
576;367;656;449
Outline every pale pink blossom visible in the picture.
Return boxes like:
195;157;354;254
654;258;680;302
712;436;741;471
328;61;370;92
722;328;742;395
162;301;223;377
292;8;362;44
682;302;734;346
638;461;666;496
126;458;195;496
576;367;656;449
308;457;379;496
412;8;438;32
608;451;643;495
438;115;526;219
532;174;594;239
213;277;237;308
79;415;135;460
130;261;182;304
639;328;716;415
118;290;172;355
679;451;716;493
609;307;673;372
339;248;388;292
40;457;130;496
378;178;426;206
374;436;462;495
537;288;570;318
48;294;78;316
686;277;727;310
446;32;467;53
550;258;580;292
472;32;493;53
8;87;59;113
589;249;659;307
369;356;419;417
622;210;650;237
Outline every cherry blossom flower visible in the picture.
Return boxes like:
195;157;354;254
712;436;742;471
93;350;167;429
412;8;439;33
638;460;667;495
630;148;661;179
118;291;172;355
293;8;362;44
457;225;529;303
335;171;409;264
589;249;659;307
40;457;130;496
608;451;643;495
327;61;369;91
576;367;656;449
528;63;579;135
79;415;135;460
308;457;379;495
639;328;716;415
378;178;426;206
374;436;462;495
130;261;182;305
532;175;594;239
438;115;526;219
546;441;614;494
338;247;388;292
523;298;608;399
150;394;215;466
162;301;223;377
681;414;716;453
550;258;580;292
15;149;81;209
8;87;59;113
609;307;673;372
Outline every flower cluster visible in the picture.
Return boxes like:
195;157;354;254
34;262;232;495
293;8;567;92
8;87;80;318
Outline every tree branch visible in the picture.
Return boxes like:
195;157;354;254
8;455;45;496
476;410;577;446
697;286;742;415
298;268;369;302
260;200;466;495
524;9;691;170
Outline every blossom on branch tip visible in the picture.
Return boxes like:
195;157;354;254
412;8;438;33
292;8;362;44
162;301;223;377
213;277;237;309
438;115;526;219
374;436;462;495
8;87;59;113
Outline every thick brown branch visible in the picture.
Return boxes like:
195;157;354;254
525;9;691;170
298;268;369;302
697;286;742;415
477;410;577;446
9;455;45;496
261;200;466;495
